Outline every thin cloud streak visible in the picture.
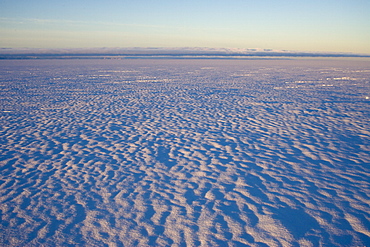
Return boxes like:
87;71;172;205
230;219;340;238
0;17;161;28
0;17;221;32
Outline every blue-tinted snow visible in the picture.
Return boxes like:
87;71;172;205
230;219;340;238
0;59;369;246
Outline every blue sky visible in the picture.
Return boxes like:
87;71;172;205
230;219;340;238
0;0;369;53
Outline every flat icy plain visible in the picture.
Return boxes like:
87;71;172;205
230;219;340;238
0;59;369;246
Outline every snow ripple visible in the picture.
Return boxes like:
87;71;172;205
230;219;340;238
0;59;369;246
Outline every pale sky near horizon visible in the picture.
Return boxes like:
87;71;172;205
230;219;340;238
0;0;369;53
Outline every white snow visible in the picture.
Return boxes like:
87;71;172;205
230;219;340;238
0;58;369;246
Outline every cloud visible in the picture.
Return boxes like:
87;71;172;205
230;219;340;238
0;17;203;31
1;47;369;58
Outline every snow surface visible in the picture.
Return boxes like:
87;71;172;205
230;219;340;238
0;59;369;246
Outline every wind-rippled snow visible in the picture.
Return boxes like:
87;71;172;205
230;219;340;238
0;59;369;246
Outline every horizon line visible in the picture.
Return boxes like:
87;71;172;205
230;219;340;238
1;47;370;59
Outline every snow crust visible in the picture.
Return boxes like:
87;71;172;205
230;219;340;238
0;59;369;246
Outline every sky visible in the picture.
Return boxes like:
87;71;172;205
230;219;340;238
0;0;369;53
